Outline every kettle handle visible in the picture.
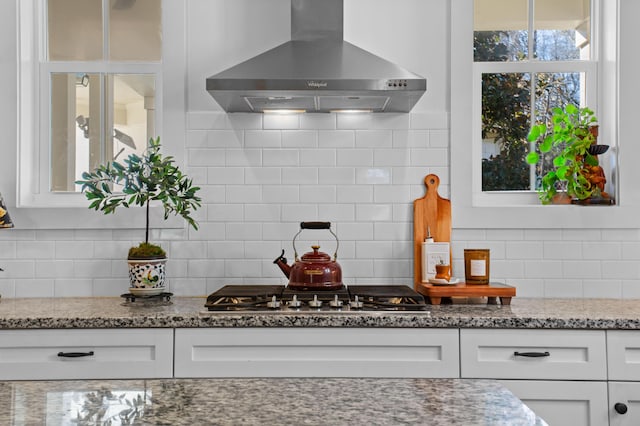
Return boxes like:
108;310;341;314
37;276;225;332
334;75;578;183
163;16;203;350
293;222;339;261
300;221;331;230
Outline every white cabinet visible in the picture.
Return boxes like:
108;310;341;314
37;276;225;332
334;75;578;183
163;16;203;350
609;382;640;426
174;328;460;378
460;329;609;426
0;329;173;380
608;331;640;425
498;380;609;426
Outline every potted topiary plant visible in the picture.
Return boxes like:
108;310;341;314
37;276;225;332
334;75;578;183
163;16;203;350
525;104;611;204
76;136;201;296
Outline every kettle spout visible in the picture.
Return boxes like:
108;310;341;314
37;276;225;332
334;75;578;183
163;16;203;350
273;249;291;278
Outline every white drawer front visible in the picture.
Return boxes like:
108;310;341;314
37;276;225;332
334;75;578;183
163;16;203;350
460;329;607;380
608;330;640;381
499;380;609;426
175;328;460;378
0;329;173;380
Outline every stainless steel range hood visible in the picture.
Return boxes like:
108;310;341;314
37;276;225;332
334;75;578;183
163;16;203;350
206;0;426;113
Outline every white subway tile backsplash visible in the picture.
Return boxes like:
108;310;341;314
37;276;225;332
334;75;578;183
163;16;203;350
282;130;317;148
35;260;74;278
172;278;207;296
428;130;449;147
187;222;226;241
337;149;373;167
373;149;410;166
411;148;448;167
54;279;94;297
225;149;262;167
245;130;282;147
226;259;262;278
356;241;393;259
505;241;543;260
225;185;262;203
511;279;544;298
355;204;392;222
486;229;525;241
374;185;411;203
336;185;373;203
207;167;245;184
227;114;263;130
207;204;245;222
318;167;355;185
207;241;244;259
524;260;563;279
622;280;640;299
263;114;300;130
319;130;355;147
392;130;429;148
583;279;622;298
562;229;602;241
55;241;94;259
602;261;640;280
226;223;263;240
622;242;640;259
300;114;336;130
318;204;355;221
356;168;391;184
355;130;393;148
262;185;300;203
15;279;54;298
245;168;281;185
544;279;583;298
582;242;622;260
74;260;113;278
410;112;449;129
263;149;299;167
300;149;336;166
563;261;601;279
490;259;524;278
188;259;225;277
0;241;16;259
282;168;318;184
281;204;318;222
170;241;208;259
543;241;583;260
336;222;374;240
244;204;282;222
188;148;225;166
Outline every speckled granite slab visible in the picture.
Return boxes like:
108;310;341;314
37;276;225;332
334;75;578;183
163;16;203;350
1;296;640;329
0;378;546;425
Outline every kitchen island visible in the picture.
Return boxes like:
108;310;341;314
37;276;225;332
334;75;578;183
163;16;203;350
0;377;545;425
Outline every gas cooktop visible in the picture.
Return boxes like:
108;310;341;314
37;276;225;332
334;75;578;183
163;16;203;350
204;284;428;312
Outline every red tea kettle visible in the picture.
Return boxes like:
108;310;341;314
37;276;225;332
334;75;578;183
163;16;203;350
273;222;343;290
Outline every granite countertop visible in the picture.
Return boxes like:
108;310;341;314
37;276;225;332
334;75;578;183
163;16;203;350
0;378;545;425
1;296;640;329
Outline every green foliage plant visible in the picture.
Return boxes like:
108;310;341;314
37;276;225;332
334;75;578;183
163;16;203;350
525;104;599;204
76;137;201;259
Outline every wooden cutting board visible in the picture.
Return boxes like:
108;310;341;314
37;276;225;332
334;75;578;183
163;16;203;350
413;174;452;289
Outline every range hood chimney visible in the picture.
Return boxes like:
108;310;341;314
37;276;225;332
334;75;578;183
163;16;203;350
206;0;426;113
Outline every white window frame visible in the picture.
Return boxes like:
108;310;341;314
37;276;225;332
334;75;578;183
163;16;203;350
15;0;186;229
451;0;640;228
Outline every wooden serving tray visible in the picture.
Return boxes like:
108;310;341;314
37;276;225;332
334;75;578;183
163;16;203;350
415;281;516;305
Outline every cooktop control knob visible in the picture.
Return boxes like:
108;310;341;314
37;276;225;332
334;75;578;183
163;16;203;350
267;295;281;309
329;294;343;309
288;294;302;308
349;295;364;309
308;295;322;308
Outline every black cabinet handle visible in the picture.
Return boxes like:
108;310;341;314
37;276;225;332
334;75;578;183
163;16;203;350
513;351;550;358
614;402;628;415
57;351;95;358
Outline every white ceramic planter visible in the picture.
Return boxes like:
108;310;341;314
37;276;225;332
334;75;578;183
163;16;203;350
127;258;167;296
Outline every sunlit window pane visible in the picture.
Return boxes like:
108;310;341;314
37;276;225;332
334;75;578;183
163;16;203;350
48;0;103;61
110;74;156;161
474;0;528;61
50;73;101;192
531;72;584;191
109;0;162;61
534;0;590;60
481;73;531;191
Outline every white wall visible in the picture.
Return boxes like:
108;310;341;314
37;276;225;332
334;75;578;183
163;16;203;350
1;0;639;299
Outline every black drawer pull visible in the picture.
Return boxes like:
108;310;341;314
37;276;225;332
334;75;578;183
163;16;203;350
57;351;95;358
514;351;550;358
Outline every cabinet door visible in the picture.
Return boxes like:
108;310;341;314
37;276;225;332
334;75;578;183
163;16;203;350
608;331;640;381
460;329;607;380
0;329;173;380
499;380;609;426
609;382;640;426
175;328;459;378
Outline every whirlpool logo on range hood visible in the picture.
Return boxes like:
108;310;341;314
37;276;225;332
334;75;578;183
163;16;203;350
306;80;328;89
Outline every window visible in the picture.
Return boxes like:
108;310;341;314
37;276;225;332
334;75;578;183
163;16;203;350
17;0;186;227
475;0;601;201
450;0;640;228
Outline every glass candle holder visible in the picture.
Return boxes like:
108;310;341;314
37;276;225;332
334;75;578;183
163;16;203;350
464;249;490;284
